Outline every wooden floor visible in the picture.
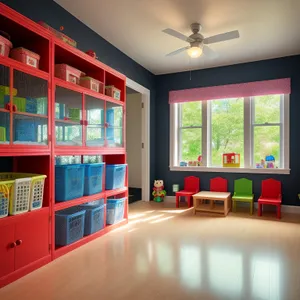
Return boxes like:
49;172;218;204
1;201;300;300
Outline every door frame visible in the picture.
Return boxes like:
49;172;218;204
126;77;150;202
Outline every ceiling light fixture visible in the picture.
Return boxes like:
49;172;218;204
187;46;202;58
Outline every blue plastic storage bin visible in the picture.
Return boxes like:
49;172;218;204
55;103;65;120
80;203;106;235
55;164;85;202
106;108;114;126
26;98;37;114
14;118;37;142
84;163;104;196
106;198;126;225
105;164;126;190
87;199;104;206
55;208;85;246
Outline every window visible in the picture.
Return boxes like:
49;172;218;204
170;94;289;174
252;95;281;168
210;98;244;167
179;102;202;162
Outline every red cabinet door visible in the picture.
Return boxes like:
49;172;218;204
15;210;49;270
0;224;15;278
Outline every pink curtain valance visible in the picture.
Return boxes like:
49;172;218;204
169;78;291;104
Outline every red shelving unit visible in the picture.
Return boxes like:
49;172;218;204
0;3;128;288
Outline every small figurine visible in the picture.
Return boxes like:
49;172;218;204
152;180;166;202
85;50;97;59
265;155;275;168
180;161;187;167
197;155;203;166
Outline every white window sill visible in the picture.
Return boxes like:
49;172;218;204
170;166;290;174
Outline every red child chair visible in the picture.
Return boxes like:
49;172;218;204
176;176;200;208
210;177;228;192
209;177;228;208
258;179;282;219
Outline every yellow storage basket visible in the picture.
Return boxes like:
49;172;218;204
0;173;47;216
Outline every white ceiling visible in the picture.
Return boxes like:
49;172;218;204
55;0;300;75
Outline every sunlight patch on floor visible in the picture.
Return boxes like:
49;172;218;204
158;208;193;214
128;214;165;225
150;216;174;224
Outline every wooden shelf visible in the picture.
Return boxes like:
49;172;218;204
14;111;48;119
54;219;128;259
0;56;50;81
54;39;126;81
106;187;128;197
0;207;49;227
54;146;126;156
54;192;106;211
54;188;128;211
0;146;50;156
55;118;80;125
194;203;226;214
54;77;124;106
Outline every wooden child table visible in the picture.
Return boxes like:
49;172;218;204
193;191;231;216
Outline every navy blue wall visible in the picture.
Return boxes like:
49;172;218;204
3;1;300;205
156;56;300;205
1;0;156;188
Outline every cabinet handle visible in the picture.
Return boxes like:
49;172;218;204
16;239;23;246
10;242;16;248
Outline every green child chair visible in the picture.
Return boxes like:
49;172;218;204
232;178;254;214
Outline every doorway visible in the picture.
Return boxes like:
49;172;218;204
126;78;150;202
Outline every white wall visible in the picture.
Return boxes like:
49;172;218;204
126;92;142;188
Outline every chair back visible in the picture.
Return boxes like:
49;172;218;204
184;176;200;193
210;177;227;192
234;178;252;195
261;178;281;198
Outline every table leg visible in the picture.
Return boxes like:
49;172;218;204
224;197;228;216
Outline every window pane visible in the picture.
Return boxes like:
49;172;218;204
254;126;280;168
180;128;202;162
211;98;244;167
254;95;280;124
181;102;202;127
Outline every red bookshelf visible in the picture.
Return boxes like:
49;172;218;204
0;3;128;288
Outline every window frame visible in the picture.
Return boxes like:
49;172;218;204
169;94;290;174
177;102;203;163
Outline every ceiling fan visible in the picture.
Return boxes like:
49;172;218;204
162;23;240;58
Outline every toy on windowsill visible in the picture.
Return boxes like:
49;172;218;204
266;155;275;168
180;161;187;167
256;155;276;169
223;153;240;168
197;155;203;166
152;180;166;202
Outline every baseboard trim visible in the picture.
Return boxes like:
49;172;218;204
165;196;300;214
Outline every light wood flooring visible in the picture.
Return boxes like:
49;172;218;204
1;201;300;300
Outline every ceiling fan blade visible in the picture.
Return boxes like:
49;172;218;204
162;28;195;43
166;46;190;57
202;45;217;58
204;30;240;45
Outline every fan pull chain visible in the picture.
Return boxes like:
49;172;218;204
189;56;192;81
